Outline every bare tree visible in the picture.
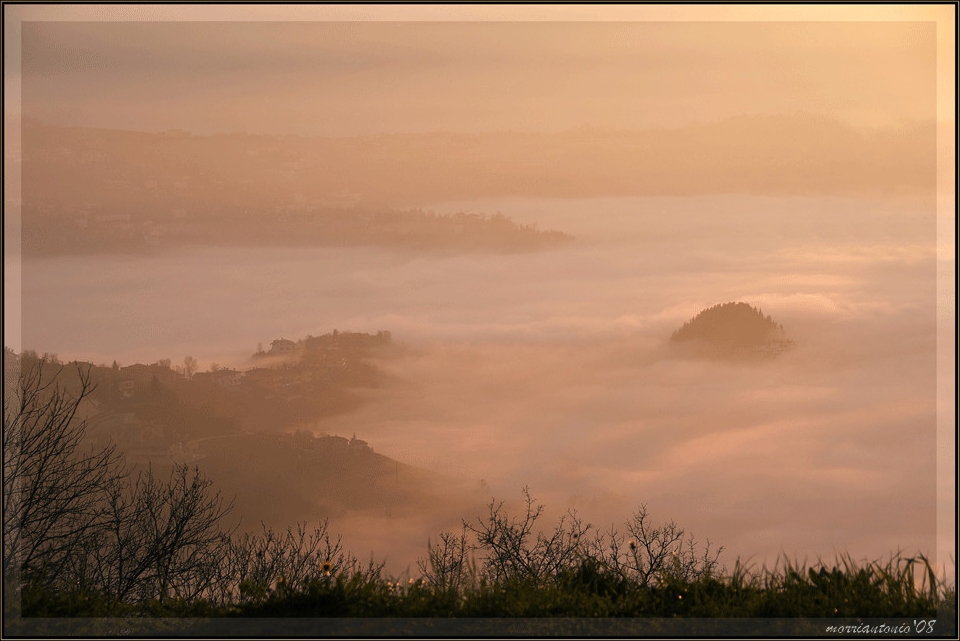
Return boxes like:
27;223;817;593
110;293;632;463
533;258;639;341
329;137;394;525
181;355;197;380
77;463;235;603
4;356;238;606
3;360;123;587
132;463;234;601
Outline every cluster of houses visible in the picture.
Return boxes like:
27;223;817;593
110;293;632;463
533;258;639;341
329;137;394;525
285;429;372;462
61;331;390;467
7;330;391;470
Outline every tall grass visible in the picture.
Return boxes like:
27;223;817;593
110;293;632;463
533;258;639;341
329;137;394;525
16;546;952;621
10;490;955;624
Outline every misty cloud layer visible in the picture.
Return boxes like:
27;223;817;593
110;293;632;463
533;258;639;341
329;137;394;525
19;195;941;574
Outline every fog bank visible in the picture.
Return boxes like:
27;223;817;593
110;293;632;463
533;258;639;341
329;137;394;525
17;194;944;576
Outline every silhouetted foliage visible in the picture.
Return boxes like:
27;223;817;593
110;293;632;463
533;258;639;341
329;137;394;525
3;359;123;585
671;302;782;345
4;355;952;625
211;521;353;607
465;487;591;585
3;358;233;606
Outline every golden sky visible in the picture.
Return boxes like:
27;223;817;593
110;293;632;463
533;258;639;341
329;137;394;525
5;4;953;136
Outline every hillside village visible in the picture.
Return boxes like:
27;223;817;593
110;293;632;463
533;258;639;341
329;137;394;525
4;331;464;528
21;116;932;258
4;330;395;468
20;121;573;257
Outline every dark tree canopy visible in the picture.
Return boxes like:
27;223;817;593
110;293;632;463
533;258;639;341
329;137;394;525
670;302;786;349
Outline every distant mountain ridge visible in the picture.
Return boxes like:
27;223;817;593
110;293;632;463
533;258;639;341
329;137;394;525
21;115;933;206
670;302;793;357
18;114;932;257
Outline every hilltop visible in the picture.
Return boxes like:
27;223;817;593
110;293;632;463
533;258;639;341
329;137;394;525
670;302;793;357
3;331;461;529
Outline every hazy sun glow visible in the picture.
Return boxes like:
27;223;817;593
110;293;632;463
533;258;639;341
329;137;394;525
3;2;954;598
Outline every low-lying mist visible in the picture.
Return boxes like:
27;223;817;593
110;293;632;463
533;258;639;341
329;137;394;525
334;306;936;575
17;194;943;578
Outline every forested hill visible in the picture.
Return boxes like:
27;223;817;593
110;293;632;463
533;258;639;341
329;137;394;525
4;331;454;528
670;302;793;357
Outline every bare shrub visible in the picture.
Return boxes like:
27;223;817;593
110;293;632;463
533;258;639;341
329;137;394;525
465;487;591;585
462;489;722;592
216;521;349;605
417;525;474;592
586;503;723;587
